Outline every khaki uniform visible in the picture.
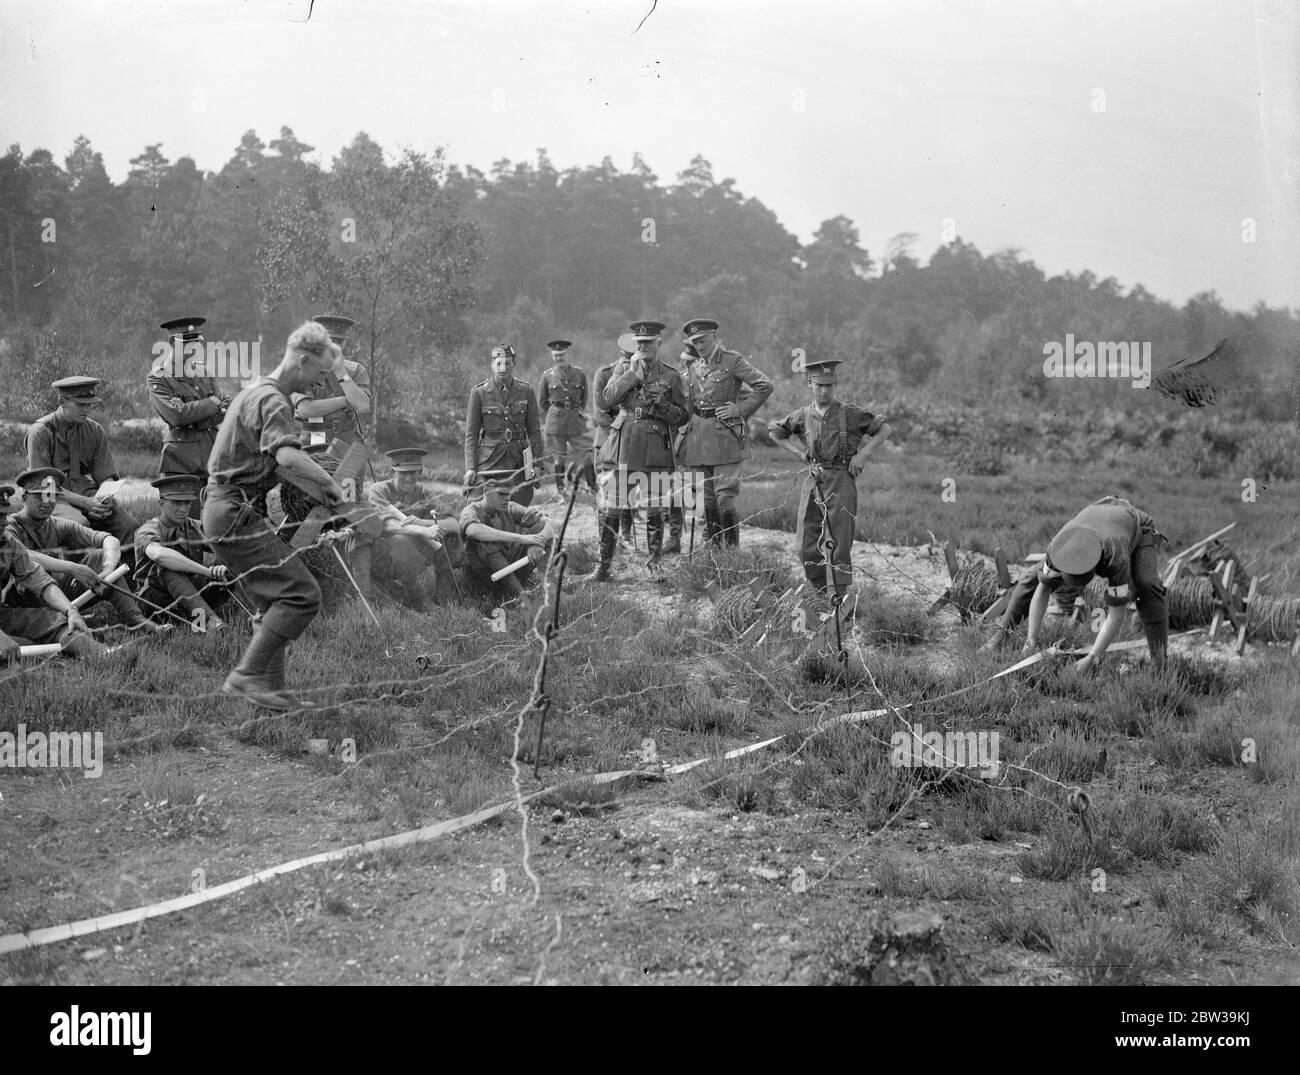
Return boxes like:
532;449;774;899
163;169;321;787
464;376;543;506
147;357;224;479
24;412;139;544
538;363;594;484
367;478;465;605
458;498;545;599
0;532;69;646
133;513;228;622
768;402;886;597
292;359;370;467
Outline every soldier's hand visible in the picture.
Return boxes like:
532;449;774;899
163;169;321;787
848;456;866;479
85;500;113;521
331;352;349;379
0;631;20;665
630;355;647;381
207;564;230;582
464;470;477;489
65;608;88;635
66;563;102;590
321;479;345;507
715;401;741;421
526;545;546;565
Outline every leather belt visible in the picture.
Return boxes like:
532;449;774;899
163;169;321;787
693;405;719;417
549;401;582;409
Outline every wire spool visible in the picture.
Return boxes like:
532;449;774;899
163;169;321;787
715;585;763;637
949;562;1001;619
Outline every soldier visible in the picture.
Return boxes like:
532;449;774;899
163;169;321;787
981;496;1170;671
677;317;774;548
592;334;636;550
148;316;231;480
463;344;544;507
0;480;105;662
591;319;689;580
4;467;164;633
24;376;139;545
538;339;596;497
768;357;892;599
133;474;231;631
367;447;466;609
459;475;552;602
292;314;371;470
202;321;345;710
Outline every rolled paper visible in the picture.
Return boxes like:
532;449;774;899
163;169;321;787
69;563;130;609
18;644;63;658
490;555;532;582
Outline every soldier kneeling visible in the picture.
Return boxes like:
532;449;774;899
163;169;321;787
459;474;552;603
134;474;232;631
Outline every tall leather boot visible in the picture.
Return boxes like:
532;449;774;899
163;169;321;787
265;646;287;691
646;509;665;575
662;506;683;555
224;623;296;709
583;458;598;494
704;504;722;546
587;509;621;582
719;507;740;547
1144;618;1169;672
620;508;635;550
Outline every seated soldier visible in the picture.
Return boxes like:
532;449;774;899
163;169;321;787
133;474;232;631
366;447;465;609
458;474;553;602
24;376;140;546
4;468;165;634
0;480;105;661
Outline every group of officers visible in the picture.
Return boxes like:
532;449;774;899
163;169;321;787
0;310;1172;709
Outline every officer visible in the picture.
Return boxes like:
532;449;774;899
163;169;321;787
0;481;105;661
148;316;231;480
592;334;637;550
459;475;552;602
292;315;371;471
538;339;596;496
367;447;466;609
4;467;163;633
202;321;345;710
677;317;773;548
982;496;1170;671
768;357;892;599
133;473;231;631
24;376;139;545
592;319;689;579
463;344;544;506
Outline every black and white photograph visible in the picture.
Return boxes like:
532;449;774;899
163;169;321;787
0;0;1297;1019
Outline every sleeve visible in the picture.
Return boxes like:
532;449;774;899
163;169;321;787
258;394;304;456
458;501;483;538
526;387;543;457
591;368;616;427
768;409;802;442
350;362;371;388
2;540;57;597
25;422;52;469
290;391;311;418
510;503;545;532
849;406;886;438
1036;557;1065;592
147;376;221;427
538;372;552;413
133;518;162;553
578;368;589;409
732;355;774;419
464;389;482;472
56;517;106;549
655;373;690;429
602;364;639;409
1101;540;1133;601
366;482;394;509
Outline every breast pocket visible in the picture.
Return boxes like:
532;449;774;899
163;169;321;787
481;404;507;435
508;400;529;425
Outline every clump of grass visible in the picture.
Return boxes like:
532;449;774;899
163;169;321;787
934;782;1053;842
538;777;619;816
686;757;778;813
1018;817;1125;881
1029;731;1107;784
851;584;936;646
987;899;1055;952
1050;915;1177;985
673;545;795;598
1198;830;1298;941
1111;796;1219;864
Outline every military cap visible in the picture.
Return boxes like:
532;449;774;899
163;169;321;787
491;344;517;361
52;376;103;403
386;447;428;471
616;333;637;355
16;466;66;492
312;315;355;343
547;339;573;352
802;357;842;383
682;318;719;340
629;319;665;341
160;317;207;342
1048;527;1104;581
151;474;202;501
0;482;19;514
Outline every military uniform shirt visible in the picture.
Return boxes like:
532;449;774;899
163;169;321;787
292;359;370;443
680;346;773;467
25;413;120;498
463;377;543;473
768;402;886;468
5;513;106;558
207;377;303;497
1039;497;1158;603
0;534;57;597
458;499;545;541
598;358;689;471
133;515;211;587
539;365;589;433
367;479;454;519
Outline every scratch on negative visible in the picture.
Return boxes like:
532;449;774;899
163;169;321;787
632;0;657;35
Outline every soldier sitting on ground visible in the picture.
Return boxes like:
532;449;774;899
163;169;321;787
366;447;466;610
0;480;105;662
133;474;231;631
459;474;553;603
3;468;165;634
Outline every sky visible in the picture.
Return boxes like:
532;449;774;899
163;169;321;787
1;0;1296;312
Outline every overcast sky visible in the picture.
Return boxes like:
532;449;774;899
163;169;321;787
1;0;1296;311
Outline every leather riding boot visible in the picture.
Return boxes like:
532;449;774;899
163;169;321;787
646;509;665;571
704;504;722;546
1144;618;1169;672
589;509;621;582
719;508;740;547
662;506;683;555
265;646;287;691
620;508;635;549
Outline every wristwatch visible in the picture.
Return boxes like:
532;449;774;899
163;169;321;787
338;373;352;383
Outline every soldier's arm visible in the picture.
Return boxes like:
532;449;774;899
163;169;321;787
768;412;809;458
602;366;640;409
526;388;544;458
538;375;552;413
148;377;223;427
144;539;214;577
337;362;371;415
464;391;482;474
654;376;690;429
295;395;351;418
733;356;775;417
90;426;121;487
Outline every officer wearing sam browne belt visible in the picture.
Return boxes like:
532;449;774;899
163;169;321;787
538;339;596;496
148;316;231;480
464;345;544;507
